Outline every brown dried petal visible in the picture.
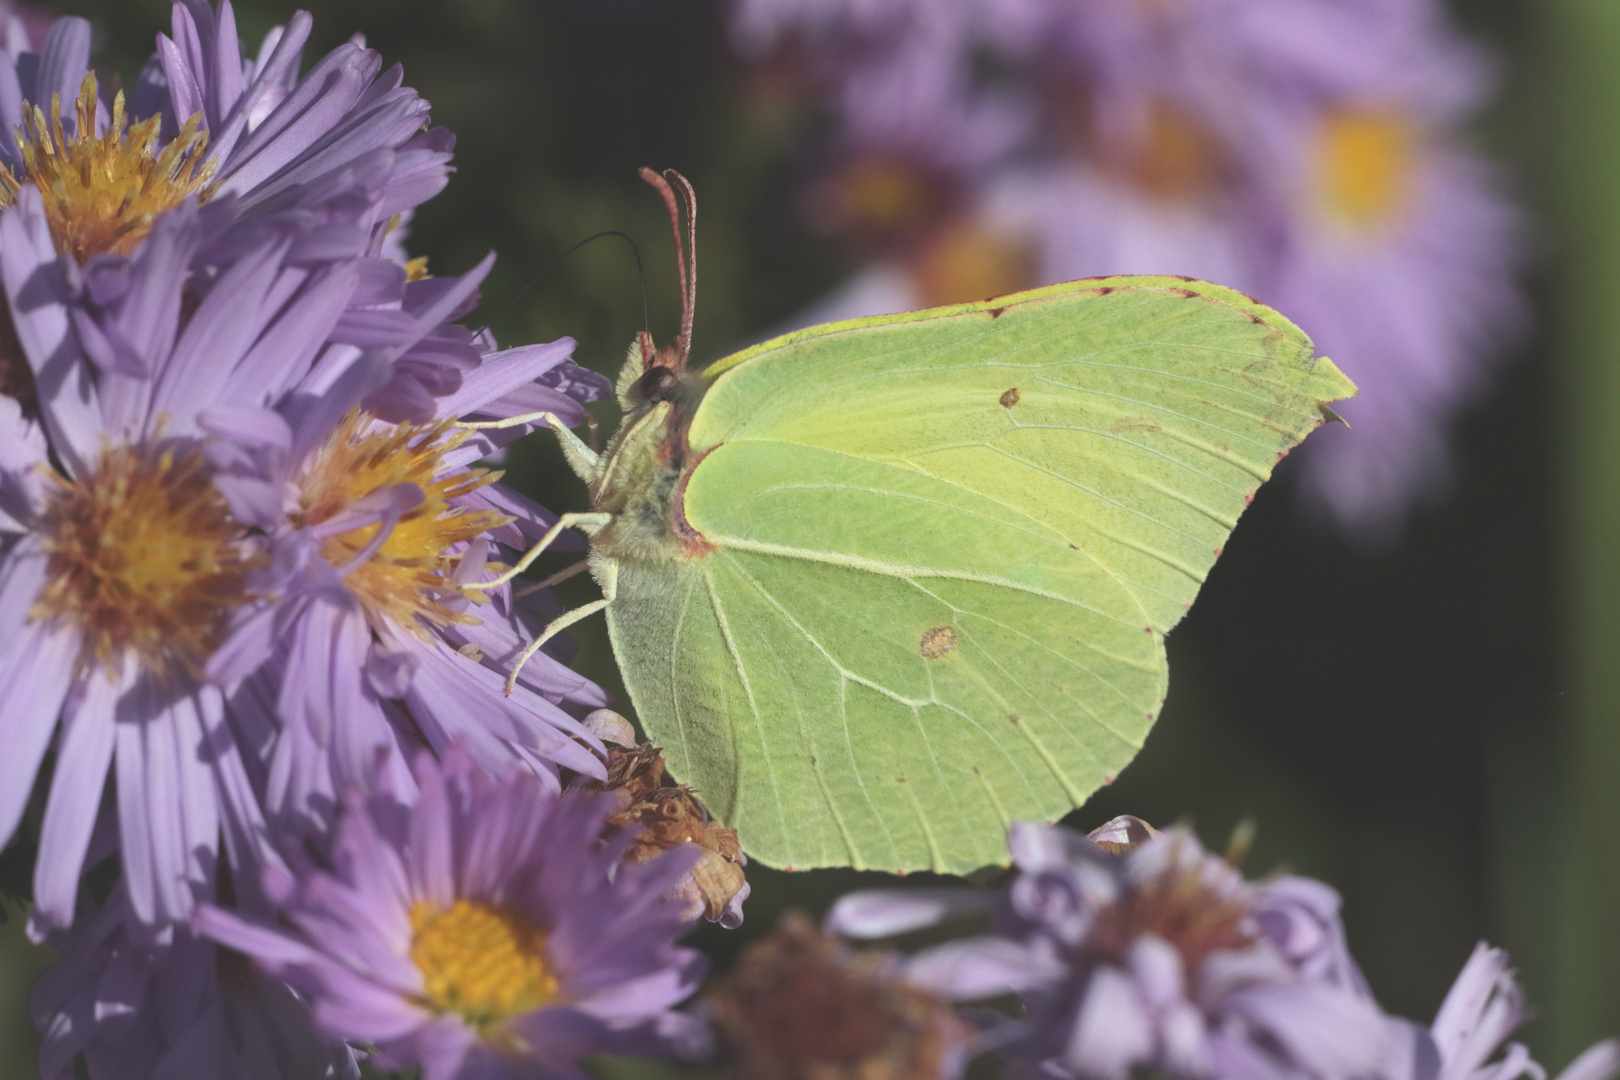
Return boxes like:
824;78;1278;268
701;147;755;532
582;741;749;924
1087;814;1160;856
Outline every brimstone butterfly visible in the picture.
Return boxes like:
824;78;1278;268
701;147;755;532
472;170;1355;874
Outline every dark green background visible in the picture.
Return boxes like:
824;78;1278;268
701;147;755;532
3;0;1614;1073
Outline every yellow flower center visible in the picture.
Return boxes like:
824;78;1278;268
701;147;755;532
0;72;216;262
296;410;510;635
410;899;561;1030
1314;107;1413;231
32;441;257;678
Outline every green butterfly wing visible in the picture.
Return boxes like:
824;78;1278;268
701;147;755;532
605;276;1354;873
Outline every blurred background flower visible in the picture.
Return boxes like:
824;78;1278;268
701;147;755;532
1;0;1617;1075
729;0;1524;542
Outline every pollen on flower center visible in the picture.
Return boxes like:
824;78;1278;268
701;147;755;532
296;409;510;635
32;441;256;678
0;72;216;261
1315;107;1413;231
410;899;560;1028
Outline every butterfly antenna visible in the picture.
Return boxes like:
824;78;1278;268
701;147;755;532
473;230;649;339
637;166;697;371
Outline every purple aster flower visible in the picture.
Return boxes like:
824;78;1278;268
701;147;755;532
1216;0;1524;537
0;188;381;933
202;317;613;838
1384;943;1620;1080
0;3;449;264
194;746;709;1080
31;886;357;1080
830;821;1390;1080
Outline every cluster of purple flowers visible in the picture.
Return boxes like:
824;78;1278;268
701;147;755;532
0;4;741;1077
816;818;1620;1080
730;0;1524;539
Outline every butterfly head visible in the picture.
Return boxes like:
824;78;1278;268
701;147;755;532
616;167;699;414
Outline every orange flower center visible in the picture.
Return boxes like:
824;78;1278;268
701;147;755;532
295;410;510;635
1315;107;1414;232
32;441;256;678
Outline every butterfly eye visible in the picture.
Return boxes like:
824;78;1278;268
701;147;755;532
634;365;679;404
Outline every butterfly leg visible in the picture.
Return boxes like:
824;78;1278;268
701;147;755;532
457;411;604;486
504;557;619;696
468;512;612;591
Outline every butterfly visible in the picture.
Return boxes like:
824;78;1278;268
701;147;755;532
470;169;1354;874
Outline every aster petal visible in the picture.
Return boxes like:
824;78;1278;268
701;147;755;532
106;201;204;394
332;799;414;936
435;338;578;419
0;532;47;650
1009;819;1100;874
1557;1042;1620;1080
393;631;606;780
156;32;205;133
127;55;174;133
35;18;91;130
150;233;294;428
826;888;995;938
34;664;125;931
283;875;418;993
387;1013;476;1080
308;961;434;1045
905;936;1061;1000
228;259;364;406
451;481;569;551
1224;982;1389;1077
218;44;378;196
1064;964;1153;1080
1433;943;1522;1067
287;350;393;462
115;684;221;926
407;749;457;908
245;95;433;210
200;1;247;133
1;188;97;471
233;14;313;135
503;1006;622;1067
572;950;708;1022
193;905;322;970
0;55;22;172
0;621;76;846
1384;1018;1444;1080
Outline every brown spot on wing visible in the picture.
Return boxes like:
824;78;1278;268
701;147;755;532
919;625;957;659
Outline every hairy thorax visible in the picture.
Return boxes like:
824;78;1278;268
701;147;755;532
590;386;715;564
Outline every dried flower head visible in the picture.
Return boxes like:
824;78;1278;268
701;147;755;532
707;913;970;1080
578;736;750;927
